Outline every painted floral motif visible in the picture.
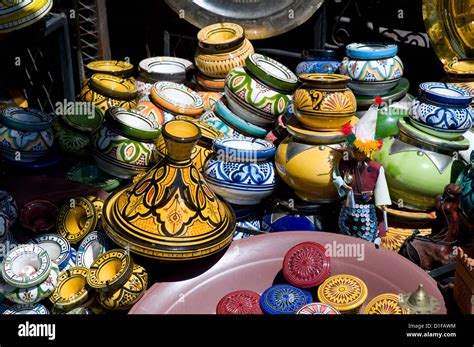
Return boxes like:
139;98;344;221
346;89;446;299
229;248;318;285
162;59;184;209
293;89;356;114
296;61;341;75
342;56;404;81
321;276;364;304
410;99;473;130
205;159;275;186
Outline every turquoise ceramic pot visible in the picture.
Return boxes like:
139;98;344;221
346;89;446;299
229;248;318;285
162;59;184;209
456;152;474;219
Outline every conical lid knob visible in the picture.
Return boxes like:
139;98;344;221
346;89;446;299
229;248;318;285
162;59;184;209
102;120;236;261
399;283;441;314
407;284;430;308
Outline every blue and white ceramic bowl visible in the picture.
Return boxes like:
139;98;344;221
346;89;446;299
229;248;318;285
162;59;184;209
296;49;341;76
418;82;473;106
341;56;403;82
0;191;18;225
61;248;77;271
234;213;261;240
346;43;398;60
2;303;50;315
213;137;276;162
30;234;72;271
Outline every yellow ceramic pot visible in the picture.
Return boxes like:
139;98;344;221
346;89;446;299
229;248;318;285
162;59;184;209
80;81;137;113
195;25;254;79
98;264;148;310
86;60;134;78
275;136;342;203
293;74;356;131
196;72;226;92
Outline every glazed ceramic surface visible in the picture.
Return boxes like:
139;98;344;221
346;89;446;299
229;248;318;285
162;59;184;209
349;78;402;96
419;82;472;106
293;74;356;131
196;73;226;92
246;53;298;92
49;266;91;311
214;98;267;137
80;81;137;113
225;68;290;126
89;74;137;100
0;191;18;224
376;103;410;139
374;136;465;210
135;100;165;126
198;91;223;111
262;208;324;232
0;213;9;241
317;274;368;313
296;49;341;76
204;137;276;205
199;111;243;138
87;249;133;292
139;56;193;83
150;82;204;117
197;22;245;51
0;0;52;33
56;197;98;244
1;106;54;131
86;60;134;78
66;163;121;192
30;234;71;271
102;120;236;260
296;302;340;314
275;136;342;203
216;290;263;314
346;43;398;60
260;284;312;314
20;200;57;234
77;231;111;268
341;56;403;82
195;32;254;78
456;153;474;220
362;293;408;314
234;213;261;240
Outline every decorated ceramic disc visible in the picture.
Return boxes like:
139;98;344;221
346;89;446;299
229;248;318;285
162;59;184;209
283;241;331;288
86;60;134;77
0;106;54;131
139;56;193;82
296;302;340;314
56;197;98;244
286;116;357;144
31;234;71;271
246;53;298;92
150;81;204;116
216;290;263;315
363;293;408;314
317;274;368;312
2;303;50;315
49;266;90;311
419;82;472;106
77;231;111;268
213;137;275;162
89;74;137;100
260;284;312;314
346;43;398;60
2;244;52;289
87;249;133;293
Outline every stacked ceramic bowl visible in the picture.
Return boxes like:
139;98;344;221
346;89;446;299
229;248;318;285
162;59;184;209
0;106;55;164
195;23;254;92
224;53;296;138
0;0;52;33
91;107;161;179
86;60;134;79
374;82;472;211
341;43;404;97
296;49;341;76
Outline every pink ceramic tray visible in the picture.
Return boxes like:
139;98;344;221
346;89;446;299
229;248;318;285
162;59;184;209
130;231;446;314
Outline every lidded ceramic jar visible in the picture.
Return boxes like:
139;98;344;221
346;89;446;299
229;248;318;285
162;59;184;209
195;22;254;79
293;74;356;131
374;118;467;211
0;106;55;163
204;137;276;205
101;119;236;261
296;49;341;76
91;107;161;179
340;42;404;96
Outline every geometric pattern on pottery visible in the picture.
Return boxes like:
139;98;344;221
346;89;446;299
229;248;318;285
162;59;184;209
205;159;275;186
53;123;90;153
319;276;365;306
226;67;290;117
199;111;243;138
293;88;356;114
0;127;53;152
0;191;18;225
92;127;154;167
260;284;313;314
338;204;379;242
296;61;341;75
81;83;137;113
342;56;403;81
410;99;473;130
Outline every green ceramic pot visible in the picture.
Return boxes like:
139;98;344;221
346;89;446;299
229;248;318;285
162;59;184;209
374;137;465;211
66;163;121;192
376;107;409;139
53;119;90;156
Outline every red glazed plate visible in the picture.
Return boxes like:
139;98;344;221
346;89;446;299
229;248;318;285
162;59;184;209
129;232;446;314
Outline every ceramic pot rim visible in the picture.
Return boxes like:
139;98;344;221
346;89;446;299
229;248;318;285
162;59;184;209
246;53;298;92
346;42;398;60
214;99;267;137
86;60;134;78
89;74;137;100
60;105;104;133
444;59;474;77
0;106;54;131
418;82;472;106
286;116;354;144
224;85;277;124
197;22;245;51
302;49;338;60
139;56;193;81
31;233;71;270
298;73;351;88
0;0;52;34
49;266;90;310
2;244;52;289
56;197;98;244
105;107;161;141
317;274;368;311
196;72;225;91
162;119;202;144
87;249;133;292
213;137;275;161
349;77;402;86
2;303;50;315
77;231;110;268
150;82;204;116
356;78;410;108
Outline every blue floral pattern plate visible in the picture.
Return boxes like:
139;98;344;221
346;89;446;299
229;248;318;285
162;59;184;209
260;284;313;314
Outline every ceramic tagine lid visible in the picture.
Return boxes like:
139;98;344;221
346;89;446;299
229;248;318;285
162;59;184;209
317;274;368;312
0;0;53;33
399;284;440;314
102;119;236;261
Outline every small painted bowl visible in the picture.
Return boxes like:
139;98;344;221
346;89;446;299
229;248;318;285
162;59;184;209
86;60;134;78
2;244;52;289
98;264;148;310
199;111;243;138
65;163;121;192
77;231;111;268
296;49;341;76
30;233;71;270
348;78;401;96
214;99;267;138
138;56;193;83
225;67;291;126
87;249;133;293
2;262;59;305
49;266;92;312
81;81;137;113
2;303;50;315
317;274;368;314
246;53;298;92
204;137;276;205
20;200;58;234
150;81;204;117
197;22;245;52
418;82;472;106
196;72;225;92
0;190;18;224
90;73;137;100
0;106;54;131
91;108;159;178
56;197;98;244
341;55;403;82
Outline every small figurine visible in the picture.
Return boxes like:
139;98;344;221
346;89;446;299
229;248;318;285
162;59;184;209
333;97;391;244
